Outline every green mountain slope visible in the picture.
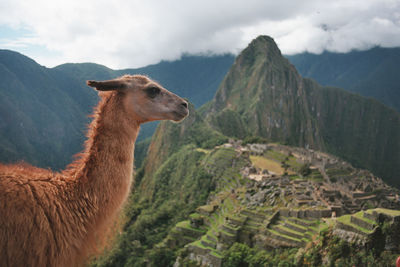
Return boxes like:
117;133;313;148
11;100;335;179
207;36;400;187
286;47;400;112
0;50;234;169
93;106;400;267
0;50;88;169
92;36;400;267
55;54;235;109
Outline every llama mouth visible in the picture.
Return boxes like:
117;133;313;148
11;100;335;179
172;109;189;122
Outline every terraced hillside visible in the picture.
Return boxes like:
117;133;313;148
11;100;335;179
150;141;400;266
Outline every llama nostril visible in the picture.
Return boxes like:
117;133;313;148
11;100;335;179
181;101;188;109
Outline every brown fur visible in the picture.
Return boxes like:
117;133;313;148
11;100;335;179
0;75;188;267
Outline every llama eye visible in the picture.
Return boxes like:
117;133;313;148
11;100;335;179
146;86;160;98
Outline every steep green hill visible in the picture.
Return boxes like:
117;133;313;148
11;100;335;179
0;50;89;169
286;47;400;112
92;36;400;267
93;107;400;267
207;36;400;187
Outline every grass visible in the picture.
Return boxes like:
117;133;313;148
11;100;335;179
201;234;217;244
289;175;302;180
268;229;302;242
250;155;286;175
275;225;304;237
372;208;400;217
284;220;307;231
191;239;211;250
176;220;206;233
220;228;235;237
210;251;223;258
223;223;241;231
189;213;203;220
287;156;303;170
336;215;373;234
196;148;211;154
308;169;324;181
207;231;218;241
326;168;352;177
264;150;288;162
353;211;376;225
197;204;215;213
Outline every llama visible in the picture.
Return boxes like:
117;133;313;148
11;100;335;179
0;75;189;267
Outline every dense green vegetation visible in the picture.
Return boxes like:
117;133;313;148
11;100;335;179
298;228;398;266
222;243;298;267
92;121;245;266
93;145;214;266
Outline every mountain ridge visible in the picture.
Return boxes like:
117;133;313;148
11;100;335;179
0;50;234;169
206;35;400;187
287;47;400;112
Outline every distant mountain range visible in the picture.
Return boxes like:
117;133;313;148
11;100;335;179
287;47;400;112
0;42;399;175
0;50;234;169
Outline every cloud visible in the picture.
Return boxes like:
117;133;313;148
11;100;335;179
0;0;399;68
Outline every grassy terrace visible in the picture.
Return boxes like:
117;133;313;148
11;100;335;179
353;211;376;225
226;214;247;224
274;225;304;238
287;156;303;171
201;234;217;244
371;208;400;217
285;220;308;231
175;220;207;233
196;148;211;154
304;230;318;239
308;169;324;181
287;217;319;227
191;239;219;253
250;155;286;175
336;215;374;234
265;150;288;162
268;229;302;243
326;168;352;177
289;175;302;180
223;222;241;232
210;250;223;258
189;213;202;220
197;204;216;213
189;190;242;259
207;230;218;241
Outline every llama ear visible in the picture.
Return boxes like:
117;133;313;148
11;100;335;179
86;79;127;91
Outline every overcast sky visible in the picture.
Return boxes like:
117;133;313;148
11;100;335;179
1;0;400;69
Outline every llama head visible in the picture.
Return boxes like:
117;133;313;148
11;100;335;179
87;75;189;123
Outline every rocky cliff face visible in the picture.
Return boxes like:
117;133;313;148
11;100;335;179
206;36;400;187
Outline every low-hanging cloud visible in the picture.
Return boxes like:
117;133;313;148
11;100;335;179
0;0;399;68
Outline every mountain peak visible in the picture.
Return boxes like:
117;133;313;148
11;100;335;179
207;35;400;187
236;35;283;66
210;35;297;116
247;35;280;52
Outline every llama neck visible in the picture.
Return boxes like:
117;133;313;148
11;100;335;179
72;92;139;220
